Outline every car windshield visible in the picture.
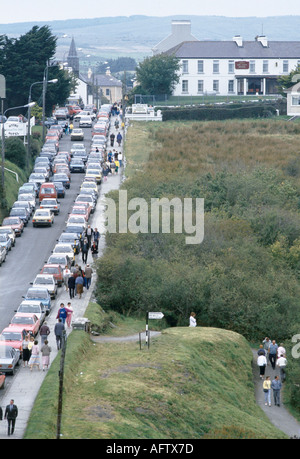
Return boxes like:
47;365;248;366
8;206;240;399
11;317;34;325
54;174;68;180
54;246;71;253
41;200;56;205
1;332;22;341
43;267;59;274
18;305;40;314
3;218;19;225
0;234;8;241
0;346;15;358
35;210;49;216
27;290;48;299
10;209;25;215
35;278;53;285
49;256;65;263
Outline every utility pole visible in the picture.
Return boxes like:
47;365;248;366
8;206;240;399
56;330;67;439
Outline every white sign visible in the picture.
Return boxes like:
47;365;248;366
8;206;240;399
148;312;164;320
0;117;35;138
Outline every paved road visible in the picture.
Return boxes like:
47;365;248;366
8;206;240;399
0;126;92;330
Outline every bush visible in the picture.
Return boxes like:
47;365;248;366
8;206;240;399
4;137;26;169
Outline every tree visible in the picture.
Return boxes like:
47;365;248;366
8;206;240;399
277;65;300;96
0;26;74;115
134;54;180;95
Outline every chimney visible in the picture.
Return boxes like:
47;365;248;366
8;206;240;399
256;35;268;47
233;35;243;47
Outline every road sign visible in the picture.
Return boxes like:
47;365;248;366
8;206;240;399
148;312;164;320
0;74;6;99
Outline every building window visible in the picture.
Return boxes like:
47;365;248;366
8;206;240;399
182;60;189;74
182;80;188;93
197;60;204;73
292;96;300;106
250;60;256;73
228;60;234;73
283;60;289;73
198;80;204;93
213;60;219;73
213;80;219;92
263;60;269;73
228;80;234;93
106;88;110;96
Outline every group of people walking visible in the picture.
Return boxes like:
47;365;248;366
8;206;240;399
22;331;52;372
257;337;288;408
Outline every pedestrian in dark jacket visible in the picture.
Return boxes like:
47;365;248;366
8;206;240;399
68;274;76;299
81;238;89;264
4;400;18;436
110;133;115;147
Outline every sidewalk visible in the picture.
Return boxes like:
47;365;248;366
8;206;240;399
0;124;124;439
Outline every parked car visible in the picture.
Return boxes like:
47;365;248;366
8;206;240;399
47;253;72;269
67;215;87;227
0;327;27;356
31;274;57;299
9;207;30;226
52;243;75;262
1;217;24;236
70;143;86;156
0;245;6;266
64;223;86;238
57;232;81;254
54;107;69;120
75;194;96;213
18;182;39;197
72;150;88;164
0;227;16;247
71;128;84;141
22;287;51;314
0;345;20;375
39;182;57;203
79;116;93;128
9;313;41;337
32;209;54;227
40;264;63;287
40;198;60;215
15;300;47;323
53;173;70;189
12;201;33;217
0;232;12;253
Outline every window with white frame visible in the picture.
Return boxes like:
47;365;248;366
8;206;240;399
228;80;234;93
263;60;269;73
250;60;256;73
283;60;289;73
198;60;204;73
228;60;234;73
182;80;189;93
292;96;300;106
182;60;189;74
213;80;219;92
213;60;219;73
198;80;204;93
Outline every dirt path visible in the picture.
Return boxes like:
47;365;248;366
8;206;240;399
91;331;161;343
251;349;300;438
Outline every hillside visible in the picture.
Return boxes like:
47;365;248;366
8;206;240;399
2;15;300;61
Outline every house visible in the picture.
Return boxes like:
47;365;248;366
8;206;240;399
93;69;123;105
285;81;300;116
164;36;300;97
152;20;199;55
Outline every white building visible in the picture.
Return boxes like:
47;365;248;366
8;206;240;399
152;20;199;55
165;36;300;97
285;81;300;116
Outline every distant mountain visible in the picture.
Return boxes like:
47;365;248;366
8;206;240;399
1;15;300;62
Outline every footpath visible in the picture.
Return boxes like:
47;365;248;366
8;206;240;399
0;122;123;440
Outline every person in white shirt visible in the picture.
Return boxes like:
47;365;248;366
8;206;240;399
277;343;286;358
276;354;287;382
257;354;267;378
189;312;197;327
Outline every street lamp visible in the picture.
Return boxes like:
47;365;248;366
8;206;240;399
27;78;58;169
1;102;36;191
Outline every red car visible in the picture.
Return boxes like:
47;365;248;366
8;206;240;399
70;205;90;221
0;326;27;354
2;217;24;237
9;313;40;337
40;263;63;287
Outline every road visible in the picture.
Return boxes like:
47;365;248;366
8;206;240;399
0;124;93;331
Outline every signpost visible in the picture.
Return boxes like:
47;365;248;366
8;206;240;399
145;311;164;348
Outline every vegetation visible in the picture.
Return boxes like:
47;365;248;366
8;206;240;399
24;308;287;439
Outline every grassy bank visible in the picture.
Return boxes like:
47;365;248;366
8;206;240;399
24;307;287;439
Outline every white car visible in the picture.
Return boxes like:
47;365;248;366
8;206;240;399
71;128;84;141
79;116;93;128
16;300;47;322
31;274;57;299
52;243;75;261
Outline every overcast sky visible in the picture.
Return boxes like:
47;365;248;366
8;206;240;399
1;0;300;24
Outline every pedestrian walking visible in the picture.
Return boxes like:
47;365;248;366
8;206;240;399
93;228;100;249
118;151;123;168
68;274;76;299
41;340;52;371
56;303;68;324
117;132;122;146
271;375;282;407
276;354;287;382
257;344;266;356
85;225;94;247
84;264;93;290
69;123;74;134
110;132;115;147
66;302;73;328
277;343;286;359
257;353;267;378
4;400;18;436
22;334;31;367
189;312;197;327
28;340;40;371
268;340;278;370
54;319;65;350
263;376;272;406
91;241;98;260
39;321;50;345
75;272;84;298
81;238;89;264
63;265;71;292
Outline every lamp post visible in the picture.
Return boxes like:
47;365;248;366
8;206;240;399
27;78;58;169
42;63;58;142
1;102;36;191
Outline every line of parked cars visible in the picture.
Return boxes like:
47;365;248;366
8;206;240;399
0;102;113;377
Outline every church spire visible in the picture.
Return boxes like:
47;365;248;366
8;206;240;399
67;37;79;76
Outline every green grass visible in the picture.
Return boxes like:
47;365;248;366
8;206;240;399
24;307;287;439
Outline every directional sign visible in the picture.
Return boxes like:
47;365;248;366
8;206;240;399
148;312;164;320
